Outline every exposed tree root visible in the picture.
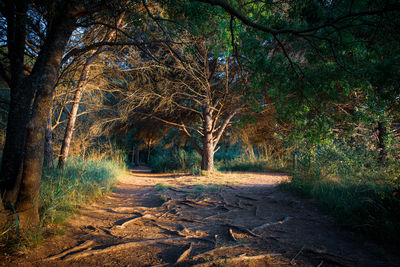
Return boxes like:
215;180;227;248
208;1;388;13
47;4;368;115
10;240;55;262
175;243;193;263
114;213;154;229
303;248;356;267
191;244;248;261
45;240;95;261
61;237;184;261
235;194;258;201
252;216;292;233
193;254;277;266
220;223;263;239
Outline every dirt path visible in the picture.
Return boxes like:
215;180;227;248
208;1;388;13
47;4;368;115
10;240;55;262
4;167;397;266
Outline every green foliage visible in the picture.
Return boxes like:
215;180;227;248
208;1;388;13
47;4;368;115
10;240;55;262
149;148;201;174
39;157;126;225
216;156;289;173
281;141;400;244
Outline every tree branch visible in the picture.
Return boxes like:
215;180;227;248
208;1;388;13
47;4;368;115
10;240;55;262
213;107;239;148
194;0;400;35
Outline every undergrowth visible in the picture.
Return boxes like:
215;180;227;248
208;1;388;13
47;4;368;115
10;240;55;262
216;156;289;173
280;142;400;245
149;147;289;174
39;157;126;225
1;156;126;251
149;148;201;174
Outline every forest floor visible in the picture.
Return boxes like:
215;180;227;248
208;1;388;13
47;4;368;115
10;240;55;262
2;167;399;266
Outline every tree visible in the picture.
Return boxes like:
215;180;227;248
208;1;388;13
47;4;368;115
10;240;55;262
109;35;248;171
0;1;81;228
58;15;126;169
0;0;136;229
189;0;400;151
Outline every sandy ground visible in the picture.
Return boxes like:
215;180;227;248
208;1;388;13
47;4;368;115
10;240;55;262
2;167;398;266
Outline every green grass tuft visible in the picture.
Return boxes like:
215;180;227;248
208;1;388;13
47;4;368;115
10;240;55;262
39;157;126;226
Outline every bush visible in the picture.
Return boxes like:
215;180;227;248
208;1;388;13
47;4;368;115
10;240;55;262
149;148;201;173
280;141;400;245
216;156;289;173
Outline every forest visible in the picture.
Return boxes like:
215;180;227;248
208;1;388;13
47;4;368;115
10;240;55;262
0;0;399;265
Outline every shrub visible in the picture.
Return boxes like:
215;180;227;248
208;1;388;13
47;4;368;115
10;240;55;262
149;148;201;173
216;156;289;173
280;141;400;245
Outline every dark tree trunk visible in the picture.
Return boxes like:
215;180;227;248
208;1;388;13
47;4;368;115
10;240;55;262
44;106;54;169
146;140;152;163
15;8;76;229
134;145;140;166
0;0;32;208
1;82;35;207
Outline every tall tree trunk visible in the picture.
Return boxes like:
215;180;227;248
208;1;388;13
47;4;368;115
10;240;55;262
1;82;35;207
58;54;96;169
57;16;124;169
57;84;84;169
0;0;31;208
15;9;76;230
201;106;214;171
44;106;54;169
134;144;140;166
147;140;152;163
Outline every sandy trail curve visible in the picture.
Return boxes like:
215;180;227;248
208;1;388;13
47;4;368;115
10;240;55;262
3;167;397;266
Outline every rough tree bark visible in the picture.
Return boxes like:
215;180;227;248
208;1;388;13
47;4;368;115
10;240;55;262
44;106;54;169
201;106;215;171
15;7;77;230
0;0;32;208
187;105;238;172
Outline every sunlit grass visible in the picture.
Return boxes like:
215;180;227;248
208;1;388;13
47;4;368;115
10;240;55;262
39;157;126;226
